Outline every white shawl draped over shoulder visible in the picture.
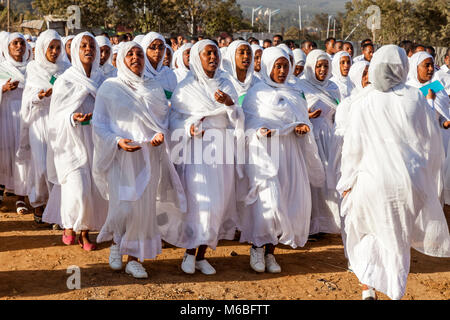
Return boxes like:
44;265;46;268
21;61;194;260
337;45;450;300
47;32;105;185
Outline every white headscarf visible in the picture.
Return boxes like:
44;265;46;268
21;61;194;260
140;32;166;79
66;31;103;96
303;49;332;87
260;47;291;89
33;29;66;75
95;35;116;77
188;39;223;99
330;51;353;99
172;43;192;71
222;40;255;97
368;44;409;93
348;61;370;91
134;34;145;45
0;32;31;86
293;48;306;67
251;44;263;56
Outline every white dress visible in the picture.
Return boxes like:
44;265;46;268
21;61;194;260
240;80;325;248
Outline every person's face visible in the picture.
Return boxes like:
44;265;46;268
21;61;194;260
177;36;183;45
100;45;111;66
124;46;145;76
112;37;119;45
182;39;188;45
112;53;117;68
339;56;351;77
363;46;374;62
65;39;73;60
362;65;370;88
235;44;252;73
270;57;290;83
302;42;313;55
225;37;233;46
163;48;172;67
273;37;282;46
445;55;450;68
417;58;434;83
326;40;336;54
294;65;304;77
219;39;226;48
8;38;26;62
79;35;96;66
46;39;62;64
200;45;219;78
191;39;196;44
198;36;204;41
263;41;272;49
182;48;191;69
146;39;165;67
254;49;262;72
343;43;354;57
335;42;343;52
315;59;329;81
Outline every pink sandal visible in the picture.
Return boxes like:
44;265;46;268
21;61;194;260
62;233;76;246
78;237;97;251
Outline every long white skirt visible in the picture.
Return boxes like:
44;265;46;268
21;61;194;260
309;116;340;235
96;148;163;261
60;167;108;232
239;134;312;248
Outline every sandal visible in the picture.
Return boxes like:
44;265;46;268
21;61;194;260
62;231;76;245
78;237;97;251
16;201;29;215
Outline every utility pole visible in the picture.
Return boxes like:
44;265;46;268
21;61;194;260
7;0;10;32
252;6;263;28
268;9;280;34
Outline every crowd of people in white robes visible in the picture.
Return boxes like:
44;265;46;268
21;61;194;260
0;28;449;300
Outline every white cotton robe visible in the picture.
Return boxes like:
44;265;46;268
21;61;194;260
298;49;341;235
92;41;186;261
18;30;69;208
0;32;32;195
241;47;325;248
163;40;245;250
337;45;450;300
46;32;108;231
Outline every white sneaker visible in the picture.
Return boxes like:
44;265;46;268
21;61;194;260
250;247;265;273
195;259;216;275
181;253;196;274
109;244;123;271
265;254;281;273
362;287;377;300
125;260;148;279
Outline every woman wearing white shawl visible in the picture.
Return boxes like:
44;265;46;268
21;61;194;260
405;52;450;204
62;35;75;64
241;47;325;273
348;60;370;95
92;41;186;278
165;40;245;275
222;40;257;106
293;48;306;78
330;51;354;100
337;45;450;300
47;32;108;251
251;44;263;81
0;32;32;213
163;44;173;67
140;32;177;100
173;43;193;83
18;30;69;223
298;49;341;236
95;35;117;78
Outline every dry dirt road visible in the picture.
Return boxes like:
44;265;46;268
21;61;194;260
0;195;449;300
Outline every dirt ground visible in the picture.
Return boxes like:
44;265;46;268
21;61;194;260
0;194;449;301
